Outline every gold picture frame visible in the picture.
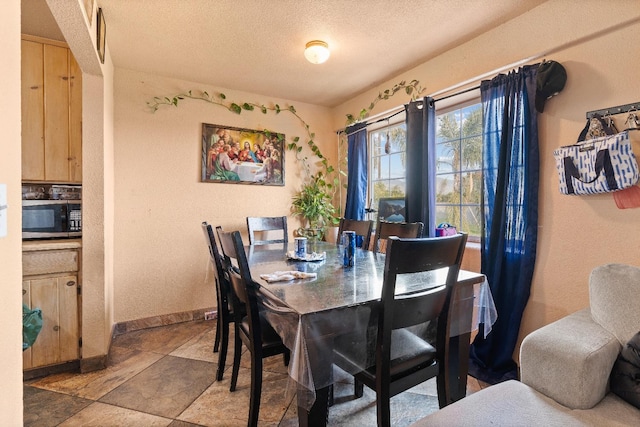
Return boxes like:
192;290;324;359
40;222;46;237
201;123;285;186
97;8;106;64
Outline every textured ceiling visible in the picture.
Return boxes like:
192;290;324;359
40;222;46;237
22;0;547;107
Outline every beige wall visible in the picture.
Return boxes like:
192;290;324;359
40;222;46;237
112;69;334;322
1;0;24;423
333;0;640;359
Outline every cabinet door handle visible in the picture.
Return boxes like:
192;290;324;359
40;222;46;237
53;325;60;331
66;281;76;287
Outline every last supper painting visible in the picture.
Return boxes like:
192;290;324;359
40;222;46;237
201;123;285;186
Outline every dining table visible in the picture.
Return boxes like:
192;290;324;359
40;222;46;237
246;240;495;427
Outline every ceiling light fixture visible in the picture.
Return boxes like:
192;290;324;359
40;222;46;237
304;40;330;64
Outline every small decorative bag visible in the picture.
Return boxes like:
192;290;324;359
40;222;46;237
435;223;457;236
553;130;639;195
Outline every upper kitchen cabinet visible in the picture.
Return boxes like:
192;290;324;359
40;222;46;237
21;36;82;183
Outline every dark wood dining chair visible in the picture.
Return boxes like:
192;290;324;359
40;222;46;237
201;221;239;381
333;233;468;427
217;228;290;427
337;218;374;250
373;220;424;253
246;216;288;245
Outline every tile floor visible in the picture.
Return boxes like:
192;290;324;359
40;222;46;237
24;319;490;426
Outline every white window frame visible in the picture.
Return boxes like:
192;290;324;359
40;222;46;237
366;112;407;221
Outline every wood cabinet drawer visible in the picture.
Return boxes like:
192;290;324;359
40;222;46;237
23;250;78;276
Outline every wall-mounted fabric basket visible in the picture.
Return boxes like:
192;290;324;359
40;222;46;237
553;131;639;195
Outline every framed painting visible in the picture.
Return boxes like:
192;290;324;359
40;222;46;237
201;123;285;186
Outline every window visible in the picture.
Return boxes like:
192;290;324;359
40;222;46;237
435;102;483;239
369;122;407;214
366;100;483;240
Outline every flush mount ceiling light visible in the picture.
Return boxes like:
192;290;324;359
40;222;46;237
304;40;330;64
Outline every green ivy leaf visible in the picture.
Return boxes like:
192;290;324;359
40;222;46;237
229;103;242;114
261;106;267;114
219;93;226;99
288;105;296;113
293;136;300;142
242;103;254;111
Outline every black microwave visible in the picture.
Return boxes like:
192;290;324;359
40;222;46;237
22;184;82;240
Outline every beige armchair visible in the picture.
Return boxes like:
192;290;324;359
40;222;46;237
411;263;640;426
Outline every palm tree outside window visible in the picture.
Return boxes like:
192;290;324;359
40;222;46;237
435;101;483;241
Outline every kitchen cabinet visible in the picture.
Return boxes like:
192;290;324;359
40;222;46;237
22;245;81;371
21;35;82;183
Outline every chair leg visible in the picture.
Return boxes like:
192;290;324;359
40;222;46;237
283;348;290;367
213;313;221;353
216;319;229;381
354;377;364;398
230;330;242;392
248;355;262;427
436;371;450;408
328;384;334;407
376;388;391;427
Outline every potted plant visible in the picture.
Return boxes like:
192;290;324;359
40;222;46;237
291;172;339;241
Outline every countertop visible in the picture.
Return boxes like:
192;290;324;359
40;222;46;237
23;239;82;251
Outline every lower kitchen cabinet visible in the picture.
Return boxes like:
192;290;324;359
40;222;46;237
22;246;81;371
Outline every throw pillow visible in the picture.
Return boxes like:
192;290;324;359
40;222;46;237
610;331;640;409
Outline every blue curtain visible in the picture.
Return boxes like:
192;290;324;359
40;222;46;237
344;123;368;220
469;65;539;384
404;97;436;236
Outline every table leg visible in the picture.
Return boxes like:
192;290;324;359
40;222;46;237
297;385;331;427
448;281;475;402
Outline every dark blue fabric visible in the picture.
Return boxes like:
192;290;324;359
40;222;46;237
469;64;539;384
404;97;436;237
344;123;368;220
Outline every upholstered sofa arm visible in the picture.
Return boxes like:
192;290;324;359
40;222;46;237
519;308;621;409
